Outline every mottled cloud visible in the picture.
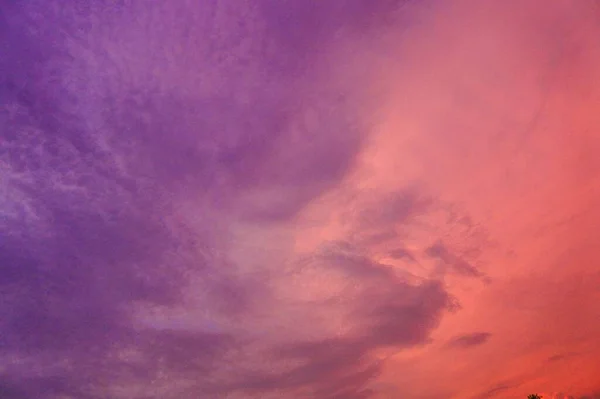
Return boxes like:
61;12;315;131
446;332;492;349
4;0;600;398
0;1;454;398
546;352;579;363
425;240;488;280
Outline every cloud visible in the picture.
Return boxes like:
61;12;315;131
446;332;492;349
425;240;487;280
472;383;514;399
388;248;417;262
356;188;433;230
546;352;579;363
205;245;456;397
6;0;600;397
0;1;453;398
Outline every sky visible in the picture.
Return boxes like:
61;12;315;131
2;0;600;398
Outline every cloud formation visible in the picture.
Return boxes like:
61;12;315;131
0;1;453;398
3;0;600;398
446;332;492;349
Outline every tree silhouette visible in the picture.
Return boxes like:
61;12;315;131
528;395;542;399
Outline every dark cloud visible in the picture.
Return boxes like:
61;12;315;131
425;240;487;280
446;332;492;349
216;247;456;397
388;247;417;262
357;188;433;230
229;339;380;395
546;352;578;363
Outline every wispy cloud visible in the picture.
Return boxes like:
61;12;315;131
446;332;492;349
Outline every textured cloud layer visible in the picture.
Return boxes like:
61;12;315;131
0;1;452;398
3;1;600;398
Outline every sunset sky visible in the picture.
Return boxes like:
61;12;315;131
2;1;600;398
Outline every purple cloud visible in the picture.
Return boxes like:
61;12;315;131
0;1;453;398
425;240;487;280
